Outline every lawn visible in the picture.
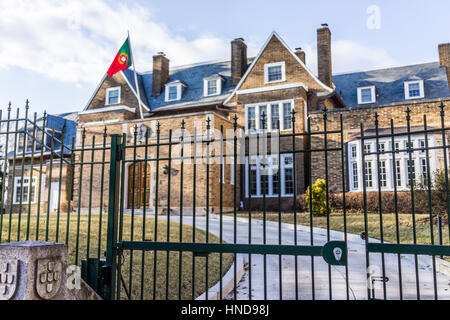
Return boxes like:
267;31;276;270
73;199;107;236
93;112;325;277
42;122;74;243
0;212;233;300
232;211;450;246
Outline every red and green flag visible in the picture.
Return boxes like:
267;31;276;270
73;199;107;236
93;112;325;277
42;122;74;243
107;37;132;77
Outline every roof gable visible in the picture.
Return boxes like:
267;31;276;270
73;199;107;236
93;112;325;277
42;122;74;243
225;31;333;105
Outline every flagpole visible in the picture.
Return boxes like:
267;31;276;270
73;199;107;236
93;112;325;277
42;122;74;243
128;31;144;120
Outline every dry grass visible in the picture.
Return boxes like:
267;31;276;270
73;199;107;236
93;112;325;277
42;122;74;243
233;211;450;246
0;212;233;300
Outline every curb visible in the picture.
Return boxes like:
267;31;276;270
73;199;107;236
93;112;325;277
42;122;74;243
196;254;246;300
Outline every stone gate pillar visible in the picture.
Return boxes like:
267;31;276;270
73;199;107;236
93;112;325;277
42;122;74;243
0;241;101;300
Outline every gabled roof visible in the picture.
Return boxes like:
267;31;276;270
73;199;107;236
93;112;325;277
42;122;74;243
333;62;450;109
224;31;334;105
122;60;247;112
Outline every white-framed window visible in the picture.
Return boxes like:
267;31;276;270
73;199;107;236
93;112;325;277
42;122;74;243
379;160;387;187
105;87;121;105
352;162;359;189
203;77;223;97
404;80;424;100
165;81;185;102
245;100;294;133
245;154;295;198
420;158;428;184
13;177;37;204
264;62;286;84
357;86;376;104
406;159;416;186
364;161;373;188
348;135;441;192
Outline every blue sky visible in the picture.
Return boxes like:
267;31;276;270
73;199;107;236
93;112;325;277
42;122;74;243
0;0;449;116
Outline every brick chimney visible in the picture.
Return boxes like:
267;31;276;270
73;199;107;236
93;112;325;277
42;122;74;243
231;38;248;85
317;24;333;88
152;52;170;96
439;43;450;88
295;47;306;64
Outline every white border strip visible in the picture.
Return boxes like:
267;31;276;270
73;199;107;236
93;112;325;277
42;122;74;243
237;82;307;95
79;105;136;115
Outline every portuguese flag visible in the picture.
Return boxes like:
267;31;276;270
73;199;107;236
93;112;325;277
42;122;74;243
107;37;132;77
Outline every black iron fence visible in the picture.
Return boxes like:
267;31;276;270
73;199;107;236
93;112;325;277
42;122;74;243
0;101;449;300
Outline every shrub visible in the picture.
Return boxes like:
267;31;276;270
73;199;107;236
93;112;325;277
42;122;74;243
306;179;328;216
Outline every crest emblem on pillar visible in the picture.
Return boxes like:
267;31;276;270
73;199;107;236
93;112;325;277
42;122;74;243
35;258;62;300
0;260;18;300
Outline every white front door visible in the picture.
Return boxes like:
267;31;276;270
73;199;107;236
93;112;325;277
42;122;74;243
49;182;59;212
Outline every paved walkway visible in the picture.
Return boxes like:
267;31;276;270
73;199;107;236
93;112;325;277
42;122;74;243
152;214;450;300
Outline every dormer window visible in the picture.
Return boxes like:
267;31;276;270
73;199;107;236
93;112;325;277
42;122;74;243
105;87;121;105
404;80;424;100
165;81;185;102
264;62;286;84
203;75;224;97
357;86;376;104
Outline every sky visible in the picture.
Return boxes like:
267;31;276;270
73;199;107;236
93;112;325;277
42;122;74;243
0;0;449;117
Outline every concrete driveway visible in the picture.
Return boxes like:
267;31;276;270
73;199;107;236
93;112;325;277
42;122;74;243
154;214;450;300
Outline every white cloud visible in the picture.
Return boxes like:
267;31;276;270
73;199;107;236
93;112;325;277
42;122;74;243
303;40;398;75
0;0;398;87
0;0;233;85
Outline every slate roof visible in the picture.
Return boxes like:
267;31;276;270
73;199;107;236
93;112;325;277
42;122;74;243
5;112;78;159
121;59;449;112
333;62;450;109
122;59;253;112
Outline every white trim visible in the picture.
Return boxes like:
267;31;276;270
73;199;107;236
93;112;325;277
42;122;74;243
203;78;223;97
264;61;286;84
165;82;185;102
237;82;307;95
224;31;333;105
245;154;294;198
244;99;294;134
404;80;425;100
13;176;37;205
357;86;376;104
105;86;121;106
79;105;136;115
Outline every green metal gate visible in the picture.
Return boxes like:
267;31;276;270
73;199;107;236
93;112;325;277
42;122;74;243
0;101;449;300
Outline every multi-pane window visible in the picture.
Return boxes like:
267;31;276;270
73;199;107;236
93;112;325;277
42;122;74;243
14;177;37;204
408;83;421;98
394;160;402;187
378;143;385;153
168;86;178;101
379;161;387;187
352;163;359;189
285;168;294;195
283;103;292;130
365;161;373;188
419;139;426;153
267;66;283;82
358;86;375;104
246;154;294;197
247;107;256;131
271;104;280;130
18;128;49;154
207;80;217;95
259;105;268;130
106;87;120;105
364;144;371;155
407;159;416;186
245;100;294;132
272;171;279;195
421;158;428;184
351;145;357;158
